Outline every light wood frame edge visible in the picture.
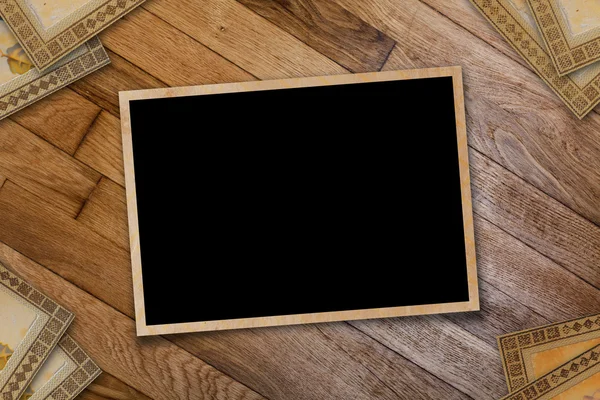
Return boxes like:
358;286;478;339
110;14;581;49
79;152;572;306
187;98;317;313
119;67;480;336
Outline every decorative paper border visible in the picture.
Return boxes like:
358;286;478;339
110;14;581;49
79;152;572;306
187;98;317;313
498;314;600;392
0;0;142;70
119;67;480;336
0;36;110;121
469;0;600;119
499;344;600;400
45;335;102;400
0;263;74;400
527;0;600;76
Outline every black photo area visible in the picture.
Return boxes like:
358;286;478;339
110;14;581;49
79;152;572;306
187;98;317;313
129;76;471;326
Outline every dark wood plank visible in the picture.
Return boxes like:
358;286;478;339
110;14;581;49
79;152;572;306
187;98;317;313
340;0;600;227
237;0;395;72
143;0;347;80
0;181;133;315
99;8;255;87
77;177;129;251
79;372;152;400
70;50;167;117
0;119;101;217
0;242;265;400
74;111;124;186
10;89;101;155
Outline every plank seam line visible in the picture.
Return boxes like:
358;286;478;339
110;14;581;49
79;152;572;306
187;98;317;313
73;175;103;220
73;108;103;157
379;42;396;71
0;238;269;400
346;320;478;399
117;7;260;81
474;207;600;292
315;323;474;399
232;0;350;73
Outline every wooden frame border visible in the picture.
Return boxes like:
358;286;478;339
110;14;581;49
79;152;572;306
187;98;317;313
498;313;600;392
499;344;600;400
0;262;74;400
0;35;109;121
0;0;142;70
527;0;600;76
119;67;480;336
469;0;600;119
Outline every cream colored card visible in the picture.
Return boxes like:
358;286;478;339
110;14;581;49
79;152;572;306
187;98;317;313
469;0;600;118
499;344;600;400
0;0;142;70
498;314;600;393
22;334;101;400
0;263;74;400
0;17;109;120
527;0;600;75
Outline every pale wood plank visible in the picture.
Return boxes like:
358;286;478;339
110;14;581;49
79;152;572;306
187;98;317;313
351;314;505;399
76;177;129;251
341;0;600;226
10;89;102;155
237;0;395;72
74;111;125;187
0;181;133;315
0;119;101;217
70;50;167;117
143;0;347;80
0;242;265;400
99;9;255;87
79;372;152;400
470;149;600;288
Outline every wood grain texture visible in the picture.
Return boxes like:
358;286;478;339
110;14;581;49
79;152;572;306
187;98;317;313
9;89;102;155
143;0;348;79
74;111;124;186
79;372;153;400
0;119;101;217
100;9;255;86
0;0;598;398
237;0;395;72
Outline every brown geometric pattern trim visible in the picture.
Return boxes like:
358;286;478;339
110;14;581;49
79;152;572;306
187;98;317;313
499;344;600;400
527;0;600;76
0;0;143;70
0;36;110;120
498;314;600;392
49;335;101;400
0;263;74;400
469;0;600;119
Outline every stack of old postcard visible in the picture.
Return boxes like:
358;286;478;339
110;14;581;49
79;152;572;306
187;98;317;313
0;263;100;400
0;0;146;120
498;314;600;399
470;0;600;119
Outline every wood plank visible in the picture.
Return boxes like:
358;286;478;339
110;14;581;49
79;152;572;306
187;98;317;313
237;0;395;72
79;372;152;400
0;181;133;315
77;177;129;251
143;0;348;80
0;242;265;400
169;322;467;400
74;111;125;186
0;119;101;217
70;50;167;117
10;89;102;155
470;149;600;288
340;0;600;227
99;8;255;87
352;314;505;399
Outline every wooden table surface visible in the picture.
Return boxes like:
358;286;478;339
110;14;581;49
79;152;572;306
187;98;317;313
0;0;599;399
